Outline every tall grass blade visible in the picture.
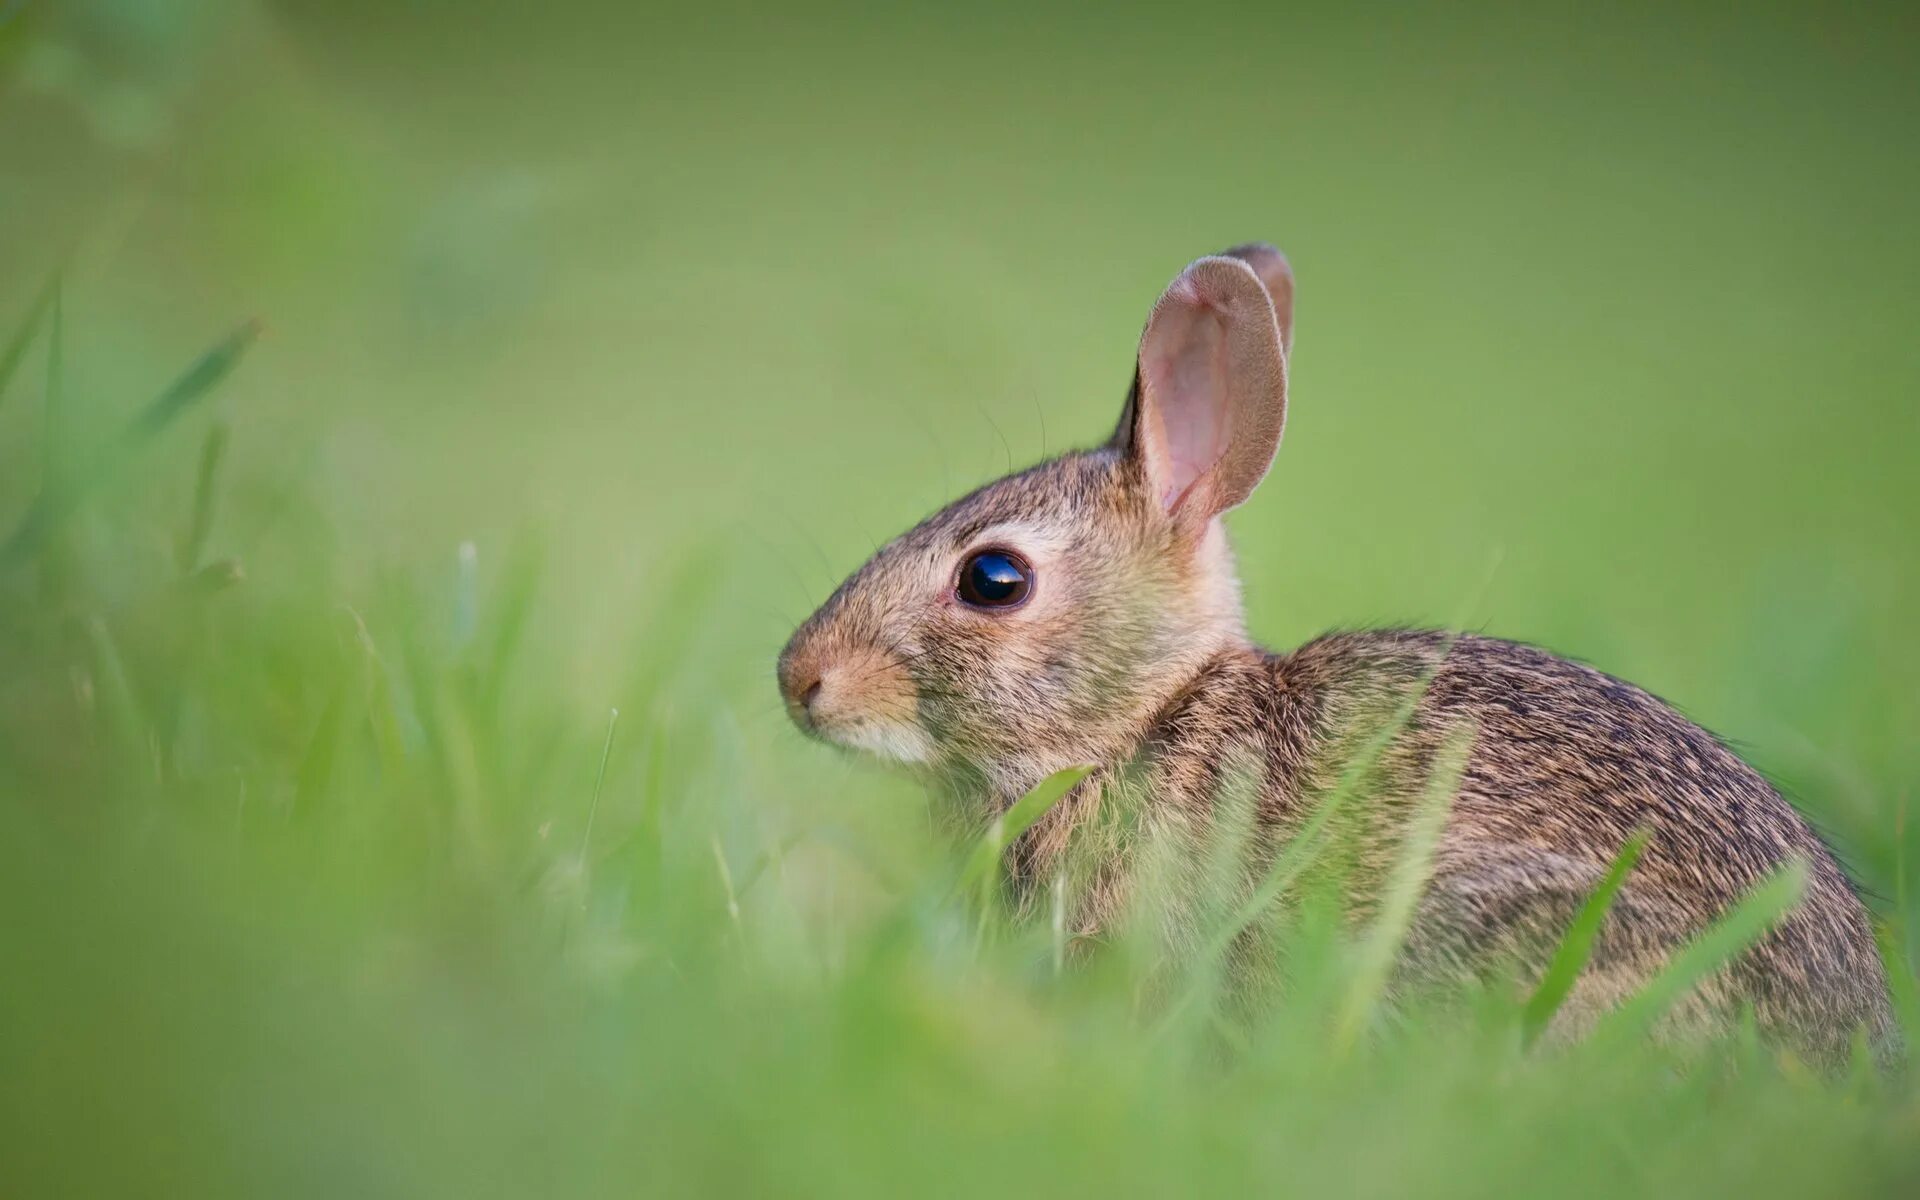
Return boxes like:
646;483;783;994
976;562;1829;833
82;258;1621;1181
84;614;149;782
1153;768;1361;1036
3;320;260;567
0;271;58;411
177;420;230;574
580;706;621;872
1199;734;1387;967
122;319;261;443
294;685;348;815
1152;636;1467;1038
1244;637;1465;925
475;531;545;715
399;623;491;860
1593;857;1809;1048
1521;828;1652;1047
712;835;745;943
42;278;65;480
453;540;480;649
959;765;1093;901
1333;721;1476;1052
344;606;407;779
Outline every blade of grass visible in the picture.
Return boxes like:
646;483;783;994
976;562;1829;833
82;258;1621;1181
958;765;1094;902
453;540;480;649
42;278;65;481
1520;827;1652;1047
400;622;491;862
84;614;150;785
1152;769;1364;1039
1333;721;1476;1053
343;605;407;780
123;320;261;442
733;830;819;901
177;420;230;574
474;530;545;717
1204;706;1427;966
294;684;348;816
0;270;58;411
1154;635;1465;1038
1231;637;1469;945
712;835;745;946
580;706;620;873
1592;857;1809;1049
2;319;261;568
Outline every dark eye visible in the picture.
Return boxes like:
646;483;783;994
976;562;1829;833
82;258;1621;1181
957;549;1033;609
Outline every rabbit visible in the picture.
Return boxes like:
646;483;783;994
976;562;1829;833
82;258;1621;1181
777;243;1895;1061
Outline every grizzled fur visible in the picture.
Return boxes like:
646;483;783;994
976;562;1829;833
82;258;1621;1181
779;246;1894;1061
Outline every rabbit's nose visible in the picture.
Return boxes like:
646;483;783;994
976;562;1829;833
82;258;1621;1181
777;643;826;724
786;672;824;723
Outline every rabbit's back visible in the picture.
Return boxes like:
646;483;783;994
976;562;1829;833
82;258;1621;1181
1276;630;1894;1057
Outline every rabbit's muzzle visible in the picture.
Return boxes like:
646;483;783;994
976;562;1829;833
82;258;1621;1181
778;627;933;764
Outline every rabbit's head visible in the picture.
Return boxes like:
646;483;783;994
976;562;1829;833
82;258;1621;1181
779;246;1294;795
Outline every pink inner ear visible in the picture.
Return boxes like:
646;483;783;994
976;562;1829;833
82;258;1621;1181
1140;292;1233;511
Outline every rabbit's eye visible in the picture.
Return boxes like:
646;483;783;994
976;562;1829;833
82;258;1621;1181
957;550;1033;609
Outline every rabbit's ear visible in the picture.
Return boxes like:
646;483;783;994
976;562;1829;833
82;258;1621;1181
1114;253;1289;524
1221;242;1293;355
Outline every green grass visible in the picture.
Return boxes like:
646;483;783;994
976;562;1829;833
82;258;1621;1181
4;1;1920;1196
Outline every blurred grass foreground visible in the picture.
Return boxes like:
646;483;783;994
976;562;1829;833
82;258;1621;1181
3;1;1920;1196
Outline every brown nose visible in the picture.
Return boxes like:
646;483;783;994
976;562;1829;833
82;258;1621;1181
777;644;824;723
786;674;823;723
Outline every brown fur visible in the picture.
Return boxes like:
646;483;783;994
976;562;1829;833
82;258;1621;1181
779;245;1895;1061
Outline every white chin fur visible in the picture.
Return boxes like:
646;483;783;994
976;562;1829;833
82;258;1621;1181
827;719;936;765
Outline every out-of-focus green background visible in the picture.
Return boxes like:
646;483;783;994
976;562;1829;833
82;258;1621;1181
3;2;1918;1196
